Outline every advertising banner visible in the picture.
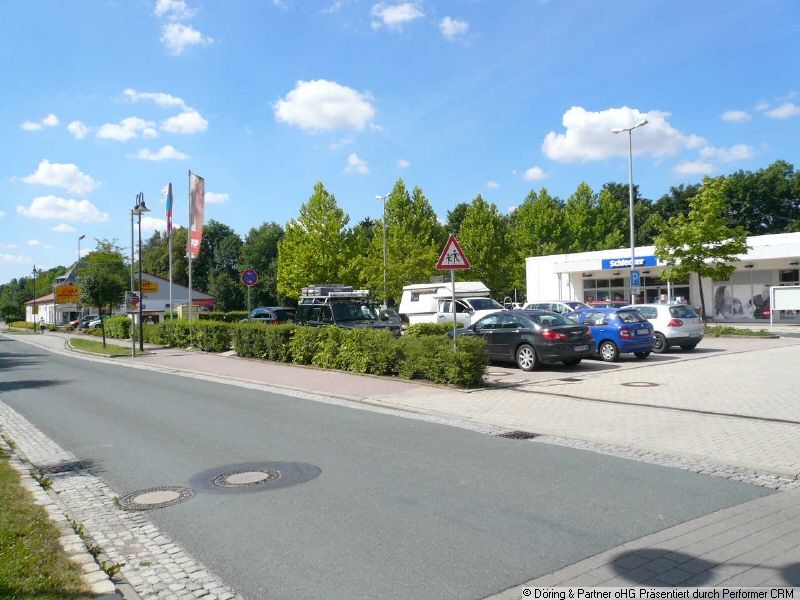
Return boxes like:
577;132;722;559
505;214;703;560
188;173;205;259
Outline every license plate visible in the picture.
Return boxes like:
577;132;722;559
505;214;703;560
689;333;701;338
636;328;649;335
574;345;589;351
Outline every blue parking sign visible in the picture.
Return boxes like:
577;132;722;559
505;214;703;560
630;270;641;287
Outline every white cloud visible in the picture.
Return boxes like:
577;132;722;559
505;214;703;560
96;117;156;141
486;180;500;189
370;2;424;30
140;216;169;233
21;113;59;131
507;205;518;214
160;23;213;55
161;109;208;134
755;101;770;112
699;144;754;162
397;159;410;169
542;106;706;162
52;223;77;233
674;161;715;176
440;16;468;40
153;0;195;20
0;211;5;218
19;160;99;195
43;244;54;249
143;127;159;138
27;239;41;246
345;153;369;174
765;102;800;119
123;88;186;108
206;192;229;204
0;253;31;264
131;145;190;161
67;120;89;139
524;166;547;181
721;110;750;123
274;79;376;132
17;195;109;223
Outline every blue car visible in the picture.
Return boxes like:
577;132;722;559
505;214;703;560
567;308;654;362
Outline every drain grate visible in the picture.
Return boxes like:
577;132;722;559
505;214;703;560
621;381;660;388
37;459;93;474
497;430;540;440
117;486;194;511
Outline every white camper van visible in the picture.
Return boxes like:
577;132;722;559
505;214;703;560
398;281;505;327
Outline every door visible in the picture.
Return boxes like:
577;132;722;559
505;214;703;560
473;314;503;357
492;314;525;359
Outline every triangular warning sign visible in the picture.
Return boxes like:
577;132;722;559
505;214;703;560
436;234;471;270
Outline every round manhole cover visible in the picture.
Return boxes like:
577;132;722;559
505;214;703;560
213;469;281;488
621;381;660;388
117;486;193;511
488;371;511;377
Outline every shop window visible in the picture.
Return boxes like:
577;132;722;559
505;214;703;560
779;269;799;283
610;278;624;287
595;279;609;288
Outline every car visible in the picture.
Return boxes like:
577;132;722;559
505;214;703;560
295;297;401;336
523;300;590;315
568;308;655;362
241;306;296;324
624;303;703;353
451;309;594;371
588;300;629;309
84;317;103;328
71;315;99;329
377;307;402;326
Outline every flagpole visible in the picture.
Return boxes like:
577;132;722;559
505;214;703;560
168;225;173;321
187;170;193;322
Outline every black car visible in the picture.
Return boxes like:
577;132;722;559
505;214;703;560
241;306;296;324
294;300;401;335
453;309;594;371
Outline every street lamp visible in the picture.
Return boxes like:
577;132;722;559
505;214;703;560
131;193;150;351
612;117;648;305
376;193;390;308
77;234;85;319
31;265;42;333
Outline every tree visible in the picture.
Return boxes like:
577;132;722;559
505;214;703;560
724;160;800;235
445;202;470;236
78;240;128;346
593;188;627;249
141;227;189;288
239;222;285;307
562;182;597;252
653;183;701;221
458;195;511;297
654;177;749;321
510;188;564;290
277;182;351;300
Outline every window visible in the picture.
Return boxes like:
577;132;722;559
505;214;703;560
588;312;607;325
469;298;503;311
669;306;698;318
475;315;501;330
780;269;799;283
637;307;657;319
529;313;574;327
618;310;647;323
411;292;420;301
455;300;470;313
498;315;525;329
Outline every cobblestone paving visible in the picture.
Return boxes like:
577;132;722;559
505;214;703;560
0;400;242;600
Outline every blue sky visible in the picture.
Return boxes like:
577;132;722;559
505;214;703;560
2;0;799;283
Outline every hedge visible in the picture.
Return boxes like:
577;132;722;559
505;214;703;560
159;320;231;352
8;321;31;329
104;316;131;339
232;323;295;362
404;322;456;337
198;311;248;323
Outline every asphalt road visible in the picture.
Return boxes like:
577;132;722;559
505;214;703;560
0;336;771;599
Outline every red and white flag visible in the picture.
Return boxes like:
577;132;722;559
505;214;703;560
188;173;205;259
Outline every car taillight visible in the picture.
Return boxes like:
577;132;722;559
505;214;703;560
667;319;683;327
620;328;631;339
584;329;593;339
542;329;569;341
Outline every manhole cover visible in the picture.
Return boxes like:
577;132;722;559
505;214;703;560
489;371;511;377
117;486;193;511
497;430;539;440
213;469;281;488
621;381;660;388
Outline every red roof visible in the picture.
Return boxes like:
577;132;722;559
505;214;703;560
24;293;55;305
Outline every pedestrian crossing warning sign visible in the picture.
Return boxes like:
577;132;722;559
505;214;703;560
436;234;471;270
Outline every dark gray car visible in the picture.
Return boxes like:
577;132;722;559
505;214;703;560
295;300;401;336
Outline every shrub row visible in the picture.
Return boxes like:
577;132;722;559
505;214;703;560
198;311;248;323
403;322;457;337
8;321;31;329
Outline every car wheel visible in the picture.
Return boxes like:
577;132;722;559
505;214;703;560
634;351;650;359
562;358;582;366
680;343;698;351
653;332;668;353
599;341;619;362
515;344;538;371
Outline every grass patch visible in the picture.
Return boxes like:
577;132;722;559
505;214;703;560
70;339;132;357
0;453;90;599
705;325;774;337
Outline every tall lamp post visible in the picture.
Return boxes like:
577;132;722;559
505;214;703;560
376;193;390;308
31;265;42;333
612;117;648;305
77;234;85;319
132;193;150;351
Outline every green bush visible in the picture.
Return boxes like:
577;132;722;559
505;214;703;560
198;311;248;323
190;321;232;352
404;322;456;337
160;320;192;348
233;323;295;361
288;326;322;364
103;316;131;339
398;335;487;387
8;321;30;329
142;323;165;344
336;328;400;375
46;324;58;331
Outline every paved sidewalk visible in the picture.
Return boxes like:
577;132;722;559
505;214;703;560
488;486;800;596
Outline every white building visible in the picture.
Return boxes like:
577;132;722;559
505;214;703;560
525;232;800;323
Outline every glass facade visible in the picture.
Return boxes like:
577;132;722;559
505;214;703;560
712;269;799;323
582;274;690;306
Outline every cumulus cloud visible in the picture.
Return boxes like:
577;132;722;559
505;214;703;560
160;23;213;55
524;166;547;181
699;144;754;163
21;113;59;131
205;192;229;204
123;88;186;108
274;80;376;132
140;216;169;233
721;110;750;123
765;102;800;119
27;239;41;246
542;106;705;162
153;0;195;20
19;160;98;195
370;2;424;30
96;117;156;141
397;159;410;169
486;180;500;189
131;145;190;161
0;253;31;264
674;161;715;176
52;223;77;233
17;196;109;223
67;120;90;139
345;153;369;174
440;16;468;40
161;109;208;133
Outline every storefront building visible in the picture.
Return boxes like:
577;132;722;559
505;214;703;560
525;232;800;323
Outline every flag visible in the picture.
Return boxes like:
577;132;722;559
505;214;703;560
162;183;173;237
188;173;205;259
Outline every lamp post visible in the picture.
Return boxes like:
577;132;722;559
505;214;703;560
376;193;390;308
77;234;85;319
612;117;648;305
31;265;42;333
132;193;150;351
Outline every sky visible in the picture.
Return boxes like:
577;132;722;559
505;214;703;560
1;0;799;283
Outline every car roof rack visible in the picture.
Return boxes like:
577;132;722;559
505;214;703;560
300;284;371;304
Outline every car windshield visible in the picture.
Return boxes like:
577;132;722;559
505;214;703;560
617;310;647;323
469;298;503;311
567;301;589;310
273;309;295;321
669;306;697;318
331;302;378;322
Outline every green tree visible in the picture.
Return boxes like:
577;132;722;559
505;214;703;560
653;183;701;221
445;202;470;236
562;182;597;252
277;182;351;300
593;188;627;249
458;195;511;297
239;222;285;307
141;227;189;288
509;188;564;290
723;160;800;235
654;177;749;321
78;240;128;346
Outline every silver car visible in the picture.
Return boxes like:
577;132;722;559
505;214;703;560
625;303;704;352
523;300;590;316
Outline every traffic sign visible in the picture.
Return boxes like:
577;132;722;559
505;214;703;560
241;269;259;287
630;270;641;287
436;234;471;270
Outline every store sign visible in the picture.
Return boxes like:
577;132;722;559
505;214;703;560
140;280;159;294
601;256;657;269
55;283;80;304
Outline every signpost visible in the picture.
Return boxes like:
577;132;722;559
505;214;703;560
435;234;471;349
125;291;140;357
241;269;259;316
